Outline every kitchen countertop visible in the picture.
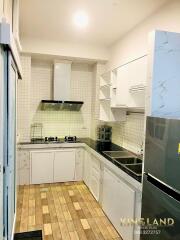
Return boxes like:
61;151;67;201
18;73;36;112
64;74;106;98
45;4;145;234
80;139;142;183
19;138;142;183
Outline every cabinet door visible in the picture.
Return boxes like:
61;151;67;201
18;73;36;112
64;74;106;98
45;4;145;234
31;151;54;184
128;56;147;109
102;168;135;240
102;168;117;221
90;156;101;201
116;56;147;109
116;65;129;107
90;168;100;201
75;148;84;181
83;150;91;187
54;150;76;182
128;56;147;88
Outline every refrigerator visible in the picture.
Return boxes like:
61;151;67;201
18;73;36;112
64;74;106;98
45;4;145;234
141;116;180;240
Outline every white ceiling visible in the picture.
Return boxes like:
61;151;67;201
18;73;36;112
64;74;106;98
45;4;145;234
19;0;169;47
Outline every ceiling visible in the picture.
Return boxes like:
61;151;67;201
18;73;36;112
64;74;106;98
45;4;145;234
19;0;169;47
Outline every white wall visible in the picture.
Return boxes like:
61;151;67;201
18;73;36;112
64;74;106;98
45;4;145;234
107;0;180;70
21;37;109;63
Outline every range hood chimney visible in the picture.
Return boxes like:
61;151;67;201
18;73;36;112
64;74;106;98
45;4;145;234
41;61;83;111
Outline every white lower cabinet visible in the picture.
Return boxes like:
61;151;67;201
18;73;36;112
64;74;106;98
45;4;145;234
30;149;76;184
102;167;135;240
31;151;54;184
54;150;76;182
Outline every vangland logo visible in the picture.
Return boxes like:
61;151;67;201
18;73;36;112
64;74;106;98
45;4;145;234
120;218;175;226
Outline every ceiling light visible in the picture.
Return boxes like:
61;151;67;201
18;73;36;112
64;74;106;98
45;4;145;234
73;11;89;28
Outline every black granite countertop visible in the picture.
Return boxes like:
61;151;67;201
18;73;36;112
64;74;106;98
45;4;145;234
19;138;142;182
81;138;142;183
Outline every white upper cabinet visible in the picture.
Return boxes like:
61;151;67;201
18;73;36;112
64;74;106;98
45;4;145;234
128;56;147;110
99;71;126;122
99;55;147;121
116;64;130;107
128;56;147;89
116;55;147;111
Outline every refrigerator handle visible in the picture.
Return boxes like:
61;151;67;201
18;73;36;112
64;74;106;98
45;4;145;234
145;174;180;203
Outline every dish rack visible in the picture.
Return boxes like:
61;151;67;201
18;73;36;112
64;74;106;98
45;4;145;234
30;123;43;142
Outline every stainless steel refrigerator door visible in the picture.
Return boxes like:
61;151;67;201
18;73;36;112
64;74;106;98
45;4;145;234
141;175;180;240
144;116;180;192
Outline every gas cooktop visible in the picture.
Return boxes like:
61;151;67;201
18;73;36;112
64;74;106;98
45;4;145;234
31;136;80;144
64;136;80;143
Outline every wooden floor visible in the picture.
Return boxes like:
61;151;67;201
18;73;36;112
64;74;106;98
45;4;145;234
15;181;122;240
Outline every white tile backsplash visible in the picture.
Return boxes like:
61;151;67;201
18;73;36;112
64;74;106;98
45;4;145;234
110;113;145;154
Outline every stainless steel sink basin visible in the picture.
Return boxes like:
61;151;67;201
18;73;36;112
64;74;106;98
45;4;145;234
103;150;134;159
103;150;143;180
114;157;142;165
124;163;142;176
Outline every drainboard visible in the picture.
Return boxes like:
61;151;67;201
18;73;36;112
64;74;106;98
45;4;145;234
114;157;142;165
103;150;134;159
124;163;142;176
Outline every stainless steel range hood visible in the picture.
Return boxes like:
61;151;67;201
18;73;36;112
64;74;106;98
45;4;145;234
41;61;84;111
41;100;84;111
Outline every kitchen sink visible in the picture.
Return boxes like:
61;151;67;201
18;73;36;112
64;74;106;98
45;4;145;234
124;163;142;176
103;150;134;159
102;150;143;180
114;157;142;165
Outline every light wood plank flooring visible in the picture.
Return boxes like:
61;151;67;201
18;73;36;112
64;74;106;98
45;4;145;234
15;181;122;240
